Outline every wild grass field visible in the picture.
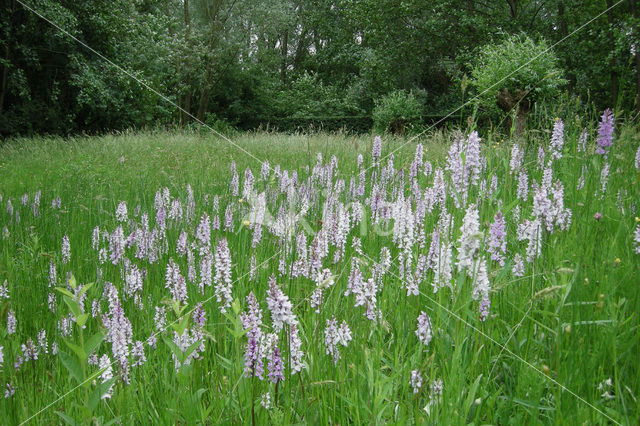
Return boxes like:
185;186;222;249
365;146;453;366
0;118;639;424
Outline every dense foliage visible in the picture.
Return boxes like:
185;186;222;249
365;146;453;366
1;0;639;136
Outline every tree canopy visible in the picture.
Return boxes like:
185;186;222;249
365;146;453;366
1;0;638;137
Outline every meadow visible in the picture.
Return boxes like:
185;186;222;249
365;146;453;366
0;118;639;424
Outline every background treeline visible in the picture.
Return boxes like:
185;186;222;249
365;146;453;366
1;0;639;137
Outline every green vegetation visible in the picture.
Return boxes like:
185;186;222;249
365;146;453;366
1;0;639;137
470;34;567;135
0;118;639;423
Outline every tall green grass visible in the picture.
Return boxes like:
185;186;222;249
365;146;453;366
0;123;638;425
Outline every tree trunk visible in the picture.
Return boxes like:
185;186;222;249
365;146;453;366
497;88;530;139
293;29;308;71
606;0;619;107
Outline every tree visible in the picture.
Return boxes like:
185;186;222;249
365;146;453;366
470;34;566;136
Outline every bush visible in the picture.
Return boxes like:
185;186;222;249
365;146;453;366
372;90;423;134
469;34;566;135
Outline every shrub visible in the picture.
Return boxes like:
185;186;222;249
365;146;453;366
469;34;566;136
372;90;423;134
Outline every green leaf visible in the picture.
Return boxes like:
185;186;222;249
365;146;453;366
463;374;483;416
78;282;94;297
55;411;79;426
59;350;84;383
181;338;203;361
88;377;115;411
76;313;89;328
69;274;77;289
84;331;105;356
55;287;75;298
64;339;86;362
162;335;184;363
63;295;82;320
171;314;190;336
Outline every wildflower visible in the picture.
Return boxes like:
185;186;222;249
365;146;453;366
230;162;239;197
479;295;491;321
187;248;196;283
267;347;285;384
104;287;133;383
549;118;564;160
51;196;62;209
185;184;196;224
176;231;188;256
99;355;114;399
0;280;8;299
578;128;588;153
147;332;157;349
132;341;146;366
324;317;352;364
62;235;71;264
635;144;640;170
243;168;255;200
214;238;233;313
594;212;602;221
457;204;481;272
537;146;545;169
154;306;167;331
265;275;297;332
489;174;498;197
192;303;207;328
577;165;586;190
109;226;125;265
196;214;211;256
0;346;3;367
415;311;433;346
510;144;524;173
595;109;614;156
512;253;525;277
241;292;264;379
224;205;234;231
124;264;143;298
4;383;15;399
433;241;453;291
488;211;507;266
310;268;334;313
7;309;16;334
372;135;382;163
37;330;48;354
517;169;529;201
199;250;213;293
116;201;128;222
165;259;188;304
471;259;491;301
352;277;381;321
410;370;423;394
410;144;424;179
430;379;443;399
634;224;640;254
289;324;305;374
168;199;183;222
21;339;39;361
597;378;615;400
600;162;610;196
